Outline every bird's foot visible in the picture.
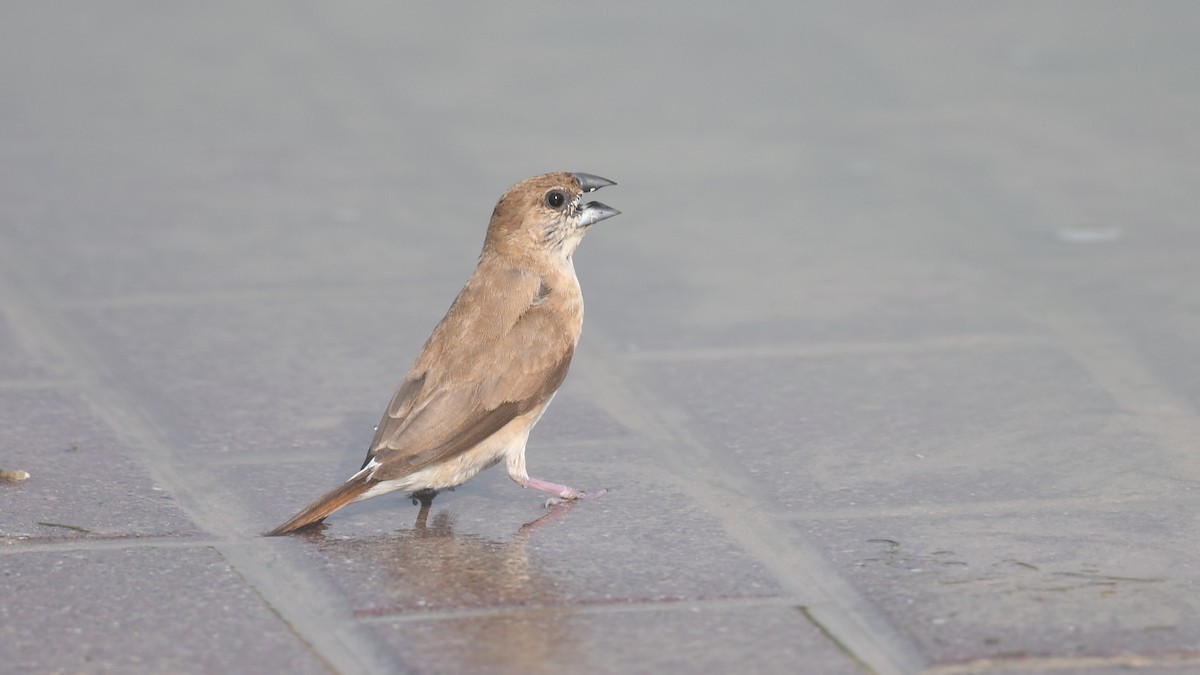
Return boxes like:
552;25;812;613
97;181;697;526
518;476;607;507
544;487;608;508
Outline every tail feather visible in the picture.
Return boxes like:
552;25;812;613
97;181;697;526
265;473;375;536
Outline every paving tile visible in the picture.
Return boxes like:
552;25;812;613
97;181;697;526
0;546;326;674
589;253;1037;353
528;388;634;445
0;388;197;540
799;502;1200;665
1041;252;1200;419
0;5;468;302
254;455;781;616
1;192;476;302
0;308;58;381
368;603;865;675
970;661;1200;675
64;297;452;461
635;344;1186;512
67;298;631;463
221;456;373;537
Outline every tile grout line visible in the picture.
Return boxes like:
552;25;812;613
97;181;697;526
0;258;396;675
355;594;795;625
789;491;1193;521
39;280;458;311
574;331;929;675
797;605;879;675
921;650;1200;675
0;536;220;555
621;332;1045;363
0;378;81;390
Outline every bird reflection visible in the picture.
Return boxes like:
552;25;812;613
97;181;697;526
302;501;582;672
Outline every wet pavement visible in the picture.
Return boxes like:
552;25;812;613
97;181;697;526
2;3;1198;674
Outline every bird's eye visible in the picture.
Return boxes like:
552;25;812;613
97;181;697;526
545;189;568;210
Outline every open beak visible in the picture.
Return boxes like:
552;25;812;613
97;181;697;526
578;201;620;227
572;172;616;193
571;173;619;226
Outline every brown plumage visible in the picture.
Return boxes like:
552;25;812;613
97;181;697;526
266;172;619;536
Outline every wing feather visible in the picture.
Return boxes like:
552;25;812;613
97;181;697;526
359;263;577;480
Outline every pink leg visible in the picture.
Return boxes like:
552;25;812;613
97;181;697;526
518;501;577;536
517;476;607;506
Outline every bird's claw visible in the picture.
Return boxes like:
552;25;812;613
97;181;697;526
543;487;607;509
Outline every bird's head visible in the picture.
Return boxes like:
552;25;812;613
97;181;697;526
484;172;619;261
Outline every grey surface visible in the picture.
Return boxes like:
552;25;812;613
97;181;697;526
1;547;328;674
367;603;863;675
2;2;1199;674
0;388;197;540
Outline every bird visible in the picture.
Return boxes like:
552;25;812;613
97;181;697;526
266;172;619;535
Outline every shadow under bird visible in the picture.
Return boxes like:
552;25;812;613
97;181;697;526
266;172;619;536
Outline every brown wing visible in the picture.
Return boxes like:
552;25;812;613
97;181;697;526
359;264;577;480
358;373;423;470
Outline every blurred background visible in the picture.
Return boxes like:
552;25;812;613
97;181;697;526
2;3;1199;673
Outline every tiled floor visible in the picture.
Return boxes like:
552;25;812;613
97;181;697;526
2;3;1198;673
